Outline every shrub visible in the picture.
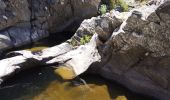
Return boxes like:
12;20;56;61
99;4;107;15
80;35;92;45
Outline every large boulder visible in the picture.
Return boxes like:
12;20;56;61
66;1;170;100
92;1;170;100
29;0;101;33
0;0;101;51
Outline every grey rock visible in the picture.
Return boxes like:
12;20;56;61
0;0;6;10
0;32;12;50
0;22;49;50
0;0;101;51
72;1;170;100
0;0;31;30
30;0;101;33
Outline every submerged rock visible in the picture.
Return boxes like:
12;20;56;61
54;65;76;80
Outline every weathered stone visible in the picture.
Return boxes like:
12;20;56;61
89;1;170;100
30;0;101;33
69;12;122;46
0;23;49;49
0;0;101;51
0;32;13;50
65;1;170;99
1;1;170;100
0;0;31;30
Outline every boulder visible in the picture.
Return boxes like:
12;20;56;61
87;1;170;100
30;0;101;33
65;1;170;99
0;0;31;30
0;0;101;51
1;0;170;100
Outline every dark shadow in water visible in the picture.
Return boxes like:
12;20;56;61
79;73;158;100
0;67;63;100
0;33;158;100
0;65;157;100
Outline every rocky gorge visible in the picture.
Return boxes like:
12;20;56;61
0;0;170;100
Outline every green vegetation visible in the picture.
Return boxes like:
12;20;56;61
99;4;107;15
69;35;92;46
99;0;129;15
80;35;92;45
109;0;129;11
117;0;129;11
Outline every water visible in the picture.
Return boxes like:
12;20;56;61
0;66;153;100
0;38;155;100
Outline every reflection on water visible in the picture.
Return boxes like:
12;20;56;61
0;66;154;100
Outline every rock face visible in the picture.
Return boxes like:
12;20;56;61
0;0;100;50
68;1;170;100
87;1;170;100
1;0;170;100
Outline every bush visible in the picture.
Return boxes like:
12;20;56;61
80;35;92;45
99;4;107;15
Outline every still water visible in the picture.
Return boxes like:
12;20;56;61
0;66;154;100
0;36;155;100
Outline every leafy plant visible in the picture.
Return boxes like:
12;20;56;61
99;4;107;15
80;35;92;45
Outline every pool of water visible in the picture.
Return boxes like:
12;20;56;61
0;66;154;100
0;38;156;100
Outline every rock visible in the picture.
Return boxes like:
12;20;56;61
0;0;101;51
63;1;170;99
87;1;170;100
0;23;49;49
30;0;101;33
69;11;122;46
0;33;13;50
1;0;170;100
0;42;73;81
0;0;6;10
0;0;31;30
0;33;101;83
54;65;76;80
